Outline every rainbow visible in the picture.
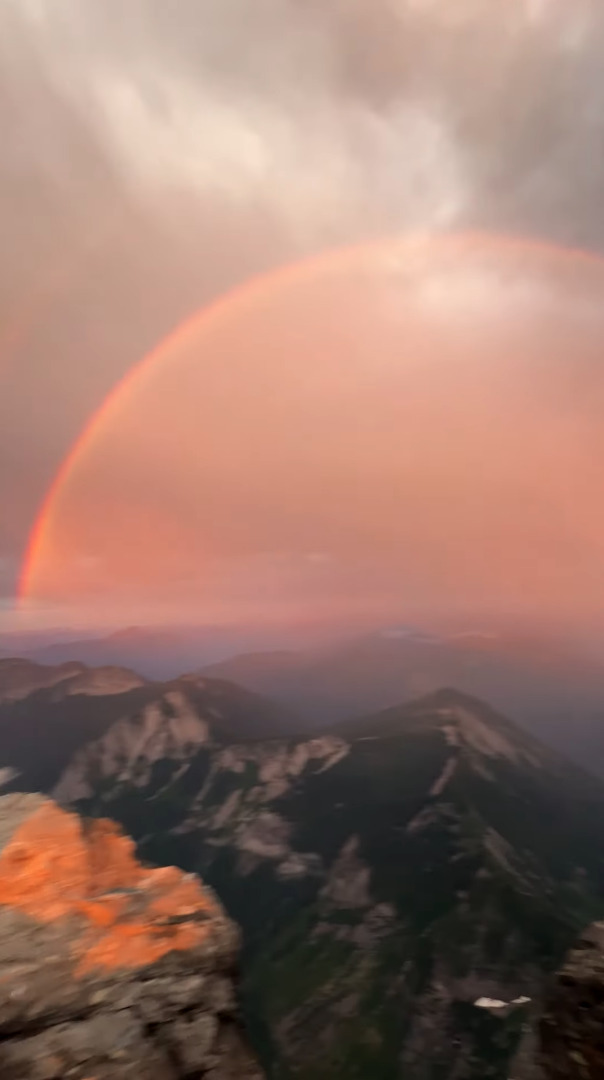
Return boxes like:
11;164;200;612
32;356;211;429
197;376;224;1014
18;229;604;606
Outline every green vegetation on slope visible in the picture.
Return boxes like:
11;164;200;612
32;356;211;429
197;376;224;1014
66;689;604;1078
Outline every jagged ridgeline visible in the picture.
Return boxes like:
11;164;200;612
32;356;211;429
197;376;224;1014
1;660;603;1078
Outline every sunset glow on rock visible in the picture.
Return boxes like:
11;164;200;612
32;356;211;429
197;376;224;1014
0;800;217;976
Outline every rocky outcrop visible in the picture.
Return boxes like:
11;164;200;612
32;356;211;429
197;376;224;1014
55;726;350;883
529;922;604;1079
0;670;293;802
0;793;262;1079
54;690;212;801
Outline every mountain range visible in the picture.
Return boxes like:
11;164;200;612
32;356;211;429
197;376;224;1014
0;658;294;795
8;621;604;775
203;628;604;776
0;623;345;682
0;656;602;1077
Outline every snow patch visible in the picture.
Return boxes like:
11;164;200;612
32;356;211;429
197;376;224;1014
474;995;531;1009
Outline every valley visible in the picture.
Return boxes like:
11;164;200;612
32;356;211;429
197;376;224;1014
0;659;601;1077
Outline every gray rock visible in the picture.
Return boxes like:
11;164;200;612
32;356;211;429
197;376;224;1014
512;922;604;1079
0;794;263;1080
537;922;604;1079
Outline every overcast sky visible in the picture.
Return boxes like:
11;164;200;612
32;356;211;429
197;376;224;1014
2;0;604;629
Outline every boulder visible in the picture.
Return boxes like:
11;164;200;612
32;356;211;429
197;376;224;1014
0;793;262;1079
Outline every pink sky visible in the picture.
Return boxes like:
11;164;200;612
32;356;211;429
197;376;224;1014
19;235;604;634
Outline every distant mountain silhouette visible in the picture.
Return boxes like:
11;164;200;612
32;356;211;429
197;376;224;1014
22;625;242;679
19;623;342;681
203;628;604;773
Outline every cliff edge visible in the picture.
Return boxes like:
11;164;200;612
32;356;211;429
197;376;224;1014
0;793;262;1079
535;921;604;1079
512;921;604;1079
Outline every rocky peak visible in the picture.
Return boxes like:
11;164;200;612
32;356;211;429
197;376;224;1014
0;659;86;703
0;793;262;1079
0;658;145;704
407;689;553;773
53;691;213;803
57;665;147;698
344;688;548;775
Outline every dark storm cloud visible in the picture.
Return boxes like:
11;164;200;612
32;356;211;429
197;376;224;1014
1;0;604;615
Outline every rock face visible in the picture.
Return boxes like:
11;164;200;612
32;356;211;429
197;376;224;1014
0;672;293;798
535;922;604;1079
56;687;604;1079
0;793;262;1080
54;688;213;802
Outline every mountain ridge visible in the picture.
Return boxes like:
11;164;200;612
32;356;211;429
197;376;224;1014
203;632;604;776
0;656;147;704
0;663;298;797
47;678;604;1078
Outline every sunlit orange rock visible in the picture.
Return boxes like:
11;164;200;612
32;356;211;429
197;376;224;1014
0;793;262;1079
0;798;217;976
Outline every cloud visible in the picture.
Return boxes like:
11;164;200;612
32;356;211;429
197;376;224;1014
2;0;472;248
3;0;604;624
3;0;604;251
